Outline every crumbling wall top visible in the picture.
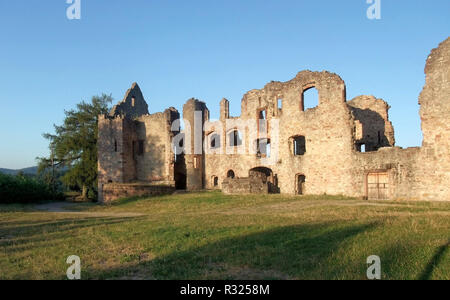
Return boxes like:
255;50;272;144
109;82;149;119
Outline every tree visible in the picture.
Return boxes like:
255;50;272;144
38;94;112;200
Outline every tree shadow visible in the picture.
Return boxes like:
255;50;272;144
418;240;449;280
0;216;143;254
85;222;381;280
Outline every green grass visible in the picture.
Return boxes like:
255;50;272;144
0;191;448;280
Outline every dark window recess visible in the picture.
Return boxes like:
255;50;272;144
259;109;267;120
210;134;220;149
293;136;306;156
227;170;235;179
229;130;242;147
138;140;144;155
259;109;267;133
114;139;118;152
256;138;271;157
296;175;306;195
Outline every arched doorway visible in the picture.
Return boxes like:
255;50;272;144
295;174;306;195
212;176;219;188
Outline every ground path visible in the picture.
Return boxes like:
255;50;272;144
33;202;144;218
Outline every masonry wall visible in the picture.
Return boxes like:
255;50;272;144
98;115;138;202
135;108;179;185
204;71;358;196
222;177;269;195
416;37;450;201
102;183;175;203
348;95;395;151
98;116;137;184
183;99;209;191
350;147;421;199
97;83;179;202
109;82;149;119
347;38;450;201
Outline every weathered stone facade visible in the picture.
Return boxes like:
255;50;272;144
101;183;175;203
98;38;449;202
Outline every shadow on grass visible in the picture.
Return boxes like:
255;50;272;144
419;240;449;280
86;222;381;280
0;216;144;254
109;196;149;206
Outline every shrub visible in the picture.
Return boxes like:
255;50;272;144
0;173;64;204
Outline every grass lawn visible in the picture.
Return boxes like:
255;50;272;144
0;191;448;280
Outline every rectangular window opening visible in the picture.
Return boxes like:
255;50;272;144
293;136;306;156
138;140;144;156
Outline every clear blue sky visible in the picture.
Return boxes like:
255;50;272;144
0;0;448;169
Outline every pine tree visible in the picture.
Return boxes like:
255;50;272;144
38;94;112;200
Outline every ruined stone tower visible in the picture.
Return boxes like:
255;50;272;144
182;99;209;191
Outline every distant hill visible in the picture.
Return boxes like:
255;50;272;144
0;166;38;176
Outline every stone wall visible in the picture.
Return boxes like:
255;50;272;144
135;108;179;185
183;99;209;191
98;115;137;191
222;177;269;195
109;83;149;119
204;71;357;197
416;37;450;201
351;147;421;200
102;183;175;203
348;95;395;151
98;84;178;203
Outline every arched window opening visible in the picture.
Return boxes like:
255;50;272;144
227;170;235;179
229;130;242;147
258;109;267;133
301;87;319;111
259;109;267;120
210;133;221;149
212;176;219;187
296;174;306;195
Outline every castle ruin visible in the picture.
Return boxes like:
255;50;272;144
98;38;449;203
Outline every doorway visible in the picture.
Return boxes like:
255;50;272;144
367;172;389;200
296;174;306;195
